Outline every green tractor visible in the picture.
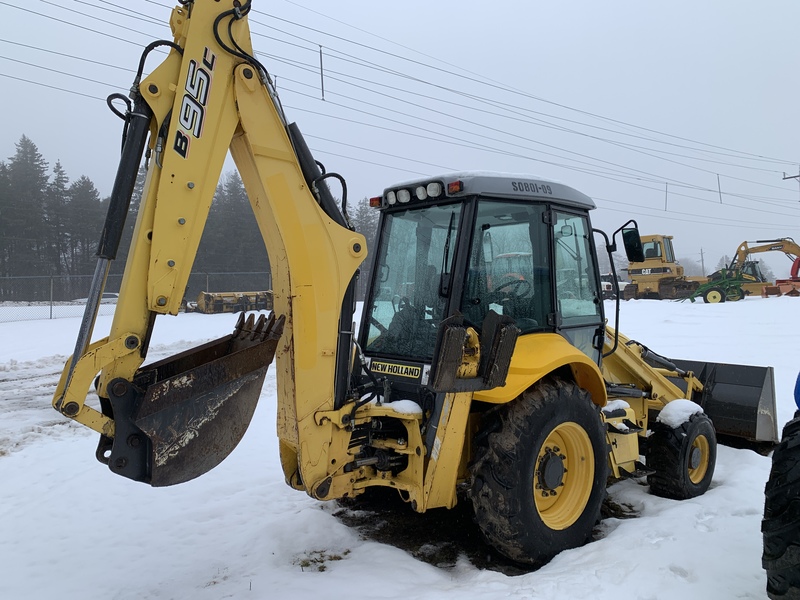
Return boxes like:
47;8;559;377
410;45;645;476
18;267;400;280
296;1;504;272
686;260;769;303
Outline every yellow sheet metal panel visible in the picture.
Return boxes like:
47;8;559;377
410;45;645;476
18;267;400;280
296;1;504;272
473;333;606;406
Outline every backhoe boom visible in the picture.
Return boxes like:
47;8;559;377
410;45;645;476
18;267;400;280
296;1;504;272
52;1;366;487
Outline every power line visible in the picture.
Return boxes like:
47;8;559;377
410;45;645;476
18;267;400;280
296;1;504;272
0;39;134;73
0;2;146;48
2;1;798;229
0;71;106;101
0;54;122;88
259;6;798;166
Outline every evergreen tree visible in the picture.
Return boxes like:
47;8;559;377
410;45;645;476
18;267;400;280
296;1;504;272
65;176;104;275
4;135;49;277
191;171;269;295
220;171;268;273
111;164;148;276
0;161;10;279
757;260;776;282
45;161;70;276
349;196;380;299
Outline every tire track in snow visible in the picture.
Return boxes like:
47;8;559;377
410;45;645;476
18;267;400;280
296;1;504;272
0;354;86;456
0;341;203;457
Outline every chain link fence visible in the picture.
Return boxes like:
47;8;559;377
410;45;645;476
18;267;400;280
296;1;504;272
0;271;272;323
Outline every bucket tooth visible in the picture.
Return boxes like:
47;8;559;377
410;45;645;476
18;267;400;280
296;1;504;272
244;313;256;335
252;313;267;340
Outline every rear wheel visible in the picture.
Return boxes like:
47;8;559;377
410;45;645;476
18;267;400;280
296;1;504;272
646;412;716;499
468;378;608;566
763;416;800;599
725;287;744;302
703;286;726;303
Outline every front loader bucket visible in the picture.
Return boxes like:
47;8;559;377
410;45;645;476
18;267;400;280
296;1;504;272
669;358;779;445
98;313;284;486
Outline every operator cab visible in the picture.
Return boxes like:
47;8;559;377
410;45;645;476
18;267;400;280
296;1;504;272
359;172;605;394
741;260;768;282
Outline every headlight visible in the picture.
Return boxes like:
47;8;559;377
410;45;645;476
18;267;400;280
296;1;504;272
426;182;443;197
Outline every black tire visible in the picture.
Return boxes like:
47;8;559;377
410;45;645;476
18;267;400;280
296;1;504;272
725;287;744;302
763;416;800;599
702;286;726;304
468;378;608;566
646;412;716;499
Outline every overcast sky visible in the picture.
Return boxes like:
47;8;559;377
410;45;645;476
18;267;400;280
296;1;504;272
2;0;800;276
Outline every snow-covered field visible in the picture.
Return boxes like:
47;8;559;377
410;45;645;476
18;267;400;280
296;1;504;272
1;297;797;599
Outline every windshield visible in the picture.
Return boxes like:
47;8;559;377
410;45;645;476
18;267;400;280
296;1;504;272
363;203;461;361
642;240;662;260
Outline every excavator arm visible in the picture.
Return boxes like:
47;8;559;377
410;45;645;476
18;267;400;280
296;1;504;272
52;1;366;487
731;238;800;277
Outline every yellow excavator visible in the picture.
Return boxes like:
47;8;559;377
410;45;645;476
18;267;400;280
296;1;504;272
731;238;800;298
52;0;779;567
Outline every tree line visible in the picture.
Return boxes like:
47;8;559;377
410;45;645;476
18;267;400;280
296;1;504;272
0;135;379;301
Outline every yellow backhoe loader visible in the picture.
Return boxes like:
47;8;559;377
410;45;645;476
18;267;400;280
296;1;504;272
52;0;779;567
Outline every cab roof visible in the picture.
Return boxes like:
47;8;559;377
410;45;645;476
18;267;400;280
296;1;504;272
383;171;596;211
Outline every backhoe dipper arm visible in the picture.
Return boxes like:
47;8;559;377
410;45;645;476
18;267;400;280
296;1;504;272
731;239;800;274
52;1;366;487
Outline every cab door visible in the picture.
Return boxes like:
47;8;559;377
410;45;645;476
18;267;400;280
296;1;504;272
552;210;604;363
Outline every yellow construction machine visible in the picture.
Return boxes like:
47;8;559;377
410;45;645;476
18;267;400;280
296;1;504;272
186;290;273;313
730;238;800;299
623;234;704;300
52;1;779;567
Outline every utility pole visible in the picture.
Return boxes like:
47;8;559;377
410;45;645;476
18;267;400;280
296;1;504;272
700;248;706;275
783;166;800;202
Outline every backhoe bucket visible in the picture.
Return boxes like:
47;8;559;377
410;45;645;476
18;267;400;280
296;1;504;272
668;358;779;445
98;313;284;486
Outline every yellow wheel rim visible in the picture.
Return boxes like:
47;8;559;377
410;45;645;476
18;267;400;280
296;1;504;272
706;290;723;303
533;422;594;530
688;434;710;484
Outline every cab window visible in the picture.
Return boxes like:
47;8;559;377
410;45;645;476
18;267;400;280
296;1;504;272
553;211;601;326
460;200;551;334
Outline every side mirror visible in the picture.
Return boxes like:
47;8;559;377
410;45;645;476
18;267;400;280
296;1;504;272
610;220;644;263
622;228;644;263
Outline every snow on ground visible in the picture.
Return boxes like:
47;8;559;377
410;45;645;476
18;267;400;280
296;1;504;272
1;296;797;599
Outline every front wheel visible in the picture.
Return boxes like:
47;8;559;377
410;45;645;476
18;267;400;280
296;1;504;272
646;411;716;499
468;378;608;566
